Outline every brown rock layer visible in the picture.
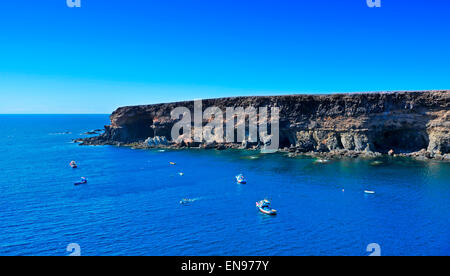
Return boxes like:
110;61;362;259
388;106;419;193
79;91;449;159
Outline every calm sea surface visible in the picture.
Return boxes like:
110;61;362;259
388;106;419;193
0;115;448;256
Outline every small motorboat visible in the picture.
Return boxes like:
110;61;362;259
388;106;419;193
364;190;376;194
180;198;195;205
74;177;87;186
236;174;246;184
256;199;277;215
169;162;176;165
314;158;330;164
70;161;78;168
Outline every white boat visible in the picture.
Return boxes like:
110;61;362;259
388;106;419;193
256;199;277;215
236;174;246;184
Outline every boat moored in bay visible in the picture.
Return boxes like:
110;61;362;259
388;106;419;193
256;199;277;215
236;174;246;184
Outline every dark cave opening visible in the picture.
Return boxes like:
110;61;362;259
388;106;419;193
373;129;429;153
278;131;294;148
123;117;154;142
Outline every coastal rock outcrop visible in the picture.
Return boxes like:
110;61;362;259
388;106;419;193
79;91;449;160
145;136;169;147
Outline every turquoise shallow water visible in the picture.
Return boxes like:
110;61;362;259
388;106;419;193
0;115;449;256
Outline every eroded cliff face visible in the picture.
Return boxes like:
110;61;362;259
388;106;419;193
80;91;449;159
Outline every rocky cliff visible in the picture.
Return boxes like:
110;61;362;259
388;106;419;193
79;91;450;160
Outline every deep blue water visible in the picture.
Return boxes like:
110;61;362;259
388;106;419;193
0;115;448;256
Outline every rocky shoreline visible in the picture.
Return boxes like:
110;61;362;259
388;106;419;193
76;90;449;162
75;137;450;162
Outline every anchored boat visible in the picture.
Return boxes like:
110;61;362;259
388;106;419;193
236;174;246;184
74;177;87;186
256;199;277;215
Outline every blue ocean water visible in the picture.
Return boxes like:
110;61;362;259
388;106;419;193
0;115;448;256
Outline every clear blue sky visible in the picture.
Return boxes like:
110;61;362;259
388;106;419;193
0;0;449;113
